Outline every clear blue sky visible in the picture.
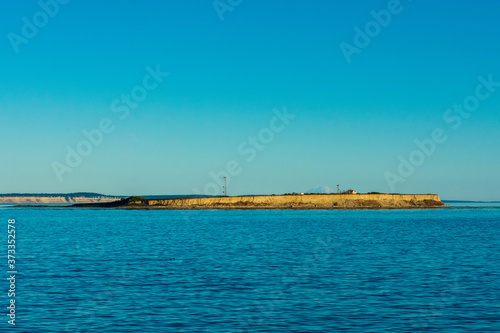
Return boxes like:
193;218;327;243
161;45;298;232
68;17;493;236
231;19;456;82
1;0;499;200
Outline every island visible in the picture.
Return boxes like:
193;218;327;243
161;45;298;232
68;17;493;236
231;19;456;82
72;193;445;210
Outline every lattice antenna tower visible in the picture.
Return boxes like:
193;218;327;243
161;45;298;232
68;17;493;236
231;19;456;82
223;177;228;196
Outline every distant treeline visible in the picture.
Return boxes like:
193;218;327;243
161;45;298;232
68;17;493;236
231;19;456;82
0;192;122;198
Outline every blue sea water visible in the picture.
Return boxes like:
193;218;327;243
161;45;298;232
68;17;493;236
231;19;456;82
2;205;500;332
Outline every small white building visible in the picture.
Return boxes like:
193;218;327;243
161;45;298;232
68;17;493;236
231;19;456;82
345;189;357;194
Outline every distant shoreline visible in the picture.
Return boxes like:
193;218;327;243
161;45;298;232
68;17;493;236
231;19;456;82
2;193;494;206
0;194;121;204
442;200;500;203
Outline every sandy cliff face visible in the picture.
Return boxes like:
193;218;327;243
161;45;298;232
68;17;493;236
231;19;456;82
131;193;444;209
0;196;121;204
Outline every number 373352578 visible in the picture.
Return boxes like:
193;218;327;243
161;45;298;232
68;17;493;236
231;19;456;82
8;219;16;268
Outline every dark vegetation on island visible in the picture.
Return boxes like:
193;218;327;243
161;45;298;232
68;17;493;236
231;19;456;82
74;196;148;208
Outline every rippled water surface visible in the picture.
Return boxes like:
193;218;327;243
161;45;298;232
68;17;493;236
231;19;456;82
3;206;500;332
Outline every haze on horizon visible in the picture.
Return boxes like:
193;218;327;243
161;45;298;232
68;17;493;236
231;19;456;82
1;1;499;201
